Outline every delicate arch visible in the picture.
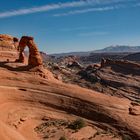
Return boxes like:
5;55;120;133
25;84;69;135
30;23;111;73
16;36;43;67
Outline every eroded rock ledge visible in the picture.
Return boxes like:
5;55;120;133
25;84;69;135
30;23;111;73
101;58;140;71
0;34;19;51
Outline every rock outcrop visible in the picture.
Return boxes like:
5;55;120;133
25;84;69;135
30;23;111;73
0;34;19;61
67;61;82;69
129;102;140;116
100;58;140;71
95;59;140;101
0;34;19;51
16;36;43;67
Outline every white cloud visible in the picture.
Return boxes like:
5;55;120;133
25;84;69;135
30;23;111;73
53;5;124;17
0;0;135;19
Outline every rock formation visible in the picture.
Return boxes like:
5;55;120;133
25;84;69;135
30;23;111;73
0;34;19;51
95;59;140;101
67;61;82;69
0;34;19;61
101;58;106;68
100;58;140;71
16;36;43;67
129;102;140;116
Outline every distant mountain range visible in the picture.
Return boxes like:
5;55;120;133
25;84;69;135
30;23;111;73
94;45;140;53
51;45;140;57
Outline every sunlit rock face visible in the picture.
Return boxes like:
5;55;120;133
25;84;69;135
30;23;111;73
0;34;19;61
16;36;43;67
0;34;19;51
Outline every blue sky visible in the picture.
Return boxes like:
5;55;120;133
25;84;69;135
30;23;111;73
0;0;140;54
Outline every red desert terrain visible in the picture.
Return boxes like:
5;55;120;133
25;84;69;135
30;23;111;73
0;34;140;140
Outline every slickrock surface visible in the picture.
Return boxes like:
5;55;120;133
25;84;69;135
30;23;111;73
0;59;140;140
48;58;140;102
96;59;140;101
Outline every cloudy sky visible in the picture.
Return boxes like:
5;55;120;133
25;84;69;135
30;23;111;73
0;0;140;53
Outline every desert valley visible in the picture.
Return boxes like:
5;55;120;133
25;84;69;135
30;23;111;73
0;34;140;140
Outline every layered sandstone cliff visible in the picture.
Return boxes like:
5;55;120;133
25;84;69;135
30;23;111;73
0;34;18;51
0;34;19;61
101;58;140;71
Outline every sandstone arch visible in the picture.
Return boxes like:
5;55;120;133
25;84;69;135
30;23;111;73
16;36;43;67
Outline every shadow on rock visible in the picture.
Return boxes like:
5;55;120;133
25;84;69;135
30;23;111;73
0;61;33;71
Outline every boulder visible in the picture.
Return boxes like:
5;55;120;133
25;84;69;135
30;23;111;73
129;106;140;116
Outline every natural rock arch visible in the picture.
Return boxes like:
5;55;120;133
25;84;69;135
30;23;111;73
16;36;43;67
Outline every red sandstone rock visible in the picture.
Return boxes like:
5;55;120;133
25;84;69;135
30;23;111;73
101;58;140;71
129;106;140;116
0;34;19;51
16;36;43;67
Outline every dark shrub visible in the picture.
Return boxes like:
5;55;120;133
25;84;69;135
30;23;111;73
68;118;86;130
